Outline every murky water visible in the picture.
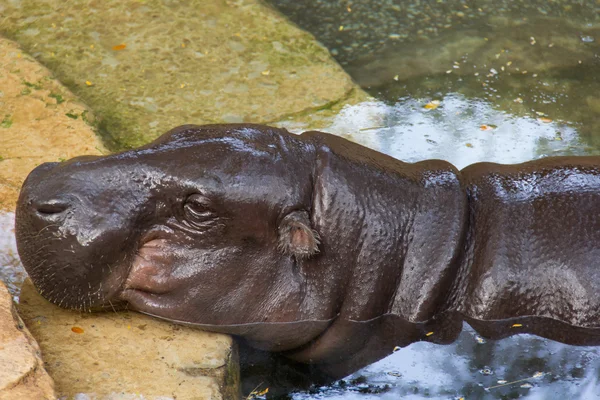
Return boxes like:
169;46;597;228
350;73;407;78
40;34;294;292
262;1;600;399
0;213;25;303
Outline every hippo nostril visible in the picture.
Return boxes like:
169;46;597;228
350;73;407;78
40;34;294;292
35;201;69;216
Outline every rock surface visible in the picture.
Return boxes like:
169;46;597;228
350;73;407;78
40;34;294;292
0;0;368;150
0;280;56;400
18;279;239;400
0;35;241;399
0;37;106;212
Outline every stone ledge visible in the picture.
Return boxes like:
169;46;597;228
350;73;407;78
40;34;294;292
0;280;56;400
18;279;239;400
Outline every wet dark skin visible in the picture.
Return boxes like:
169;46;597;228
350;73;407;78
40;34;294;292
15;124;600;378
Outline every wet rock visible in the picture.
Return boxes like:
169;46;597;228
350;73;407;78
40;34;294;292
0;0;367;150
0;280;56;400
0;37;106;212
18;279;239;399
1;36;239;399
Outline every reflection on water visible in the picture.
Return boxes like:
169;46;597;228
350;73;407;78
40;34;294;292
325;94;583;169
266;1;600;398
292;324;600;399
0;213;24;302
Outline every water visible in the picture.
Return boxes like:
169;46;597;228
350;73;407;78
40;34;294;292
262;1;600;399
0;213;25;303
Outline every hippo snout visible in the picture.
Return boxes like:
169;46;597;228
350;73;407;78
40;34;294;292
15;156;149;311
19;162;73;222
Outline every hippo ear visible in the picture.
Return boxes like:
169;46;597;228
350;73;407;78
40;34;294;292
278;210;320;259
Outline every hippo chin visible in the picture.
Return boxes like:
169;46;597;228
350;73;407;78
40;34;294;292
15;123;600;378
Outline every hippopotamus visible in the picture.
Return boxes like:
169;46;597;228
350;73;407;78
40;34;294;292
15;124;600;378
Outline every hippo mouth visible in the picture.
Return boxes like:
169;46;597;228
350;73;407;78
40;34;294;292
118;228;182;309
123;238;177;295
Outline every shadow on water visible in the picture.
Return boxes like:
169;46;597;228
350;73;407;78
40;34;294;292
255;1;600;399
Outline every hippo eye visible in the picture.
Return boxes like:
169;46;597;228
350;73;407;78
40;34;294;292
183;194;215;225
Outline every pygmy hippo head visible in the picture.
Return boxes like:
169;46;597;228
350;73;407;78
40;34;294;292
16;124;339;350
16;124;464;373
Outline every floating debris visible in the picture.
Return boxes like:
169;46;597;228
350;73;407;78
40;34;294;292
480;367;493;375
85;80;93;86
246;385;269;399
71;326;84;334
511;323;523;328
112;43;127;51
580;35;595;43
530;36;536;45
520;383;533;389
425;331;434;337
465;143;474;148
538;117;553;123
480;124;496;131
387;371;402;377
514;97;524;104
475;335;486;344
393;346;401;352
424;100;440;110
359;125;387;131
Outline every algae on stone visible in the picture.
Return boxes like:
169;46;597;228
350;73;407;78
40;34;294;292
0;37;106;212
0;0;366;150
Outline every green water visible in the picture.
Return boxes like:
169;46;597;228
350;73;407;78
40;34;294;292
262;1;600;399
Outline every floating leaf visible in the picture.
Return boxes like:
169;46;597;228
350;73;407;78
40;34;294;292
71;326;84;334
424;100;440;110
425;331;434;337
538;117;553;123
465;143;474;148
520;383;533;389
112;43;127;51
511;323;523;328
480;124;496;131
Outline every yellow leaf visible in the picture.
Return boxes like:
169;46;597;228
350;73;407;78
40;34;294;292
511;323;523;328
424;100;440;110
